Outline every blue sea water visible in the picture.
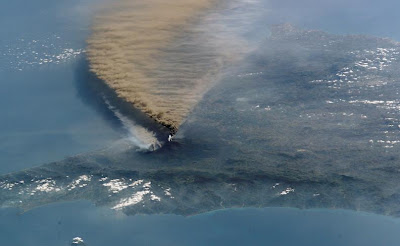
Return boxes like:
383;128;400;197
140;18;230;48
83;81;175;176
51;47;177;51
2;202;400;246
2;0;400;245
0;64;123;174
0;0;121;174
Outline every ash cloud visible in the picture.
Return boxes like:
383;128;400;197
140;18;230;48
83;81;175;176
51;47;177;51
87;0;256;134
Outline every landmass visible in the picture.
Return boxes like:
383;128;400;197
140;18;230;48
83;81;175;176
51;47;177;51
2;25;400;216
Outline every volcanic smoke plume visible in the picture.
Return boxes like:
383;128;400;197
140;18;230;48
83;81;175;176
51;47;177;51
87;0;254;133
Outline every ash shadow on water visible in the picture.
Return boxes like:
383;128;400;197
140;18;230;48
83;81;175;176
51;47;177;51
73;56;172;142
72;55;222;157
73;56;124;133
